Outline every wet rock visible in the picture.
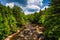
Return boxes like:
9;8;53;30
17;24;45;40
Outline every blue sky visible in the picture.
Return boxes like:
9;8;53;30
0;0;50;14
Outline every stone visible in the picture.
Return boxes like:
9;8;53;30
16;24;44;40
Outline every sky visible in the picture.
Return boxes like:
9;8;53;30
0;0;50;14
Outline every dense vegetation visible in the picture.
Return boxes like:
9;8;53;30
0;0;60;40
0;4;27;40
27;0;60;40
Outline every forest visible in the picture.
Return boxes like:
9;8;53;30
0;0;60;40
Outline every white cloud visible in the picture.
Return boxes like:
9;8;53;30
6;2;14;8
24;10;34;15
27;0;43;6
27;0;35;4
22;5;40;15
26;5;40;10
41;6;49;10
24;0;43;14
5;0;49;15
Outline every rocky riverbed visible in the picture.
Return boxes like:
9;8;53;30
5;23;45;40
16;24;45;40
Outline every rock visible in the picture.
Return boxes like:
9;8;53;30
16;24;45;40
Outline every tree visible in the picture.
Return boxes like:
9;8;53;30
50;0;60;14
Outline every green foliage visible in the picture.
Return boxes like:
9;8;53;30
50;0;60;14
26;0;60;39
0;0;60;40
13;5;27;27
0;4;26;40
